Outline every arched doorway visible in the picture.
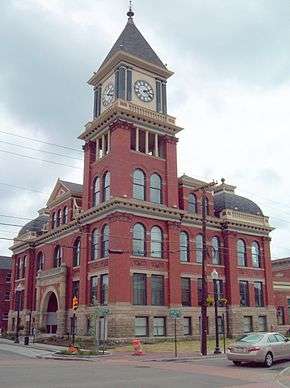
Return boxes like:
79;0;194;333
46;293;58;334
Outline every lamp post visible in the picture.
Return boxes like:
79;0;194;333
211;269;221;354
14;284;23;344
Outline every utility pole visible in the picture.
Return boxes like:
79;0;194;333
194;181;217;356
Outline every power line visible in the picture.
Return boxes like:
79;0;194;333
0;214;34;221
0;149;82;170
0;140;83;161
0;182;47;194
0;222;25;228
0;130;82;153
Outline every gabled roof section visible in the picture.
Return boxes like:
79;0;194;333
46;179;83;207
99;17;167;71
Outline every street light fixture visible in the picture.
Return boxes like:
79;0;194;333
211;269;221;354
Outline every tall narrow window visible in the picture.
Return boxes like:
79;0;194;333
252;242;261;268
133;169;145;200
196;234;203;263
237;239;246;266
181;277;191;306
133;273;147;305
101;225;109;258
162;82;167;114
100;274;109;305
73;238;81;267
53;246;62;268
239;281;250;307
90;276;98;305
212;237;221;265
188;193;197;213
133;223;146;257
118;67;126;99
56;209;61;227
151;275;164;306
93;177;100;207
91;229;99;261
254;282;264;307
21;256;26;278
51;212;56;229
150;174;162;204
151;226;163;258
93;85;102;118
63;207;68;224
180;232;189;262
103;172;110;202
127;69;132;101
37;252;44;271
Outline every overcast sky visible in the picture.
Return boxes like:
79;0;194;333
0;0;289;258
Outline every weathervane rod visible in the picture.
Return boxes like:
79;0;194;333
127;0;134;18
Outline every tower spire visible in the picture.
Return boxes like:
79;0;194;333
127;0;134;19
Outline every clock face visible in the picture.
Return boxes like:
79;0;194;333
102;83;115;107
134;80;154;102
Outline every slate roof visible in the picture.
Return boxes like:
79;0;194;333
214;191;263;216
99;17;166;70
0;256;11;270
59;180;83;195
18;214;49;237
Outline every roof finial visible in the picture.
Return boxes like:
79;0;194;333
127;0;134;19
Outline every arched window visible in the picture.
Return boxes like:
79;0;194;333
91;229;99;261
93;177;100;207
103;172;110;202
150;173;162;204
133;223;146;257
180;232;189;262
20;256;26;278
37;252;44;271
252;242;261;268
53;246;62;268
63;206;68;224
133;169;146;200
51;212;56;229
196;234;203;263
237;239;246;267
151;226;163;258
212;237;221;264
101;224;110;257
73;238;81;267
188;193;197;213
56;209;61;227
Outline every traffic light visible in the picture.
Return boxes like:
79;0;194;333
72;296;79;311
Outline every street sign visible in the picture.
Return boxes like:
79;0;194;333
97;307;110;316
169;309;182;319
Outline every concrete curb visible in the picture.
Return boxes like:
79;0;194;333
143;354;227;362
37;353;111;362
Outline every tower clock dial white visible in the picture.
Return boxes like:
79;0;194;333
134;80;154;102
102;83;115;107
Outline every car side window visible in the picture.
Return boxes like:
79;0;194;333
268;335;278;343
275;334;286;342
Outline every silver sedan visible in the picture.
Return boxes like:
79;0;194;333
227;332;290;367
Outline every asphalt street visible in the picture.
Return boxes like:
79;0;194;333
1;346;290;387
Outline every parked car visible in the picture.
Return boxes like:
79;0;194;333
227;332;290;367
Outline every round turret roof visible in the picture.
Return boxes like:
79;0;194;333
18;214;48;237
214;191;263;216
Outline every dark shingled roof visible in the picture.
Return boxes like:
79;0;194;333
0;256;11;270
18;214;49;237
59;180;83;195
100;18;166;70
214;191;263;216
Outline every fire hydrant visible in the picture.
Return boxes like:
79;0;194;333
132;338;144;356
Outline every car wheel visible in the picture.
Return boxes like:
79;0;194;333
264;352;273;368
233;361;242;366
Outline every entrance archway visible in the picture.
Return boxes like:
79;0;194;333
46;292;58;334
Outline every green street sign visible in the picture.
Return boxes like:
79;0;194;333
96;307;110;316
169;309;182;319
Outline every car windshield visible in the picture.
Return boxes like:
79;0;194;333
238;334;265;343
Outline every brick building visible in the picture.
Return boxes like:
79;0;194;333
272;258;290;332
8;8;276;339
0;256;12;332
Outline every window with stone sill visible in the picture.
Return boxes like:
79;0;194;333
135;316;148;337
183;317;192;336
153;317;166;337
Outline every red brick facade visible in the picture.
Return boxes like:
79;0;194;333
272;258;290;333
0;256;11;332
8;12;276;339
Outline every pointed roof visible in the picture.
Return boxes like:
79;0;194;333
46;179;83;207
99;17;167;71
